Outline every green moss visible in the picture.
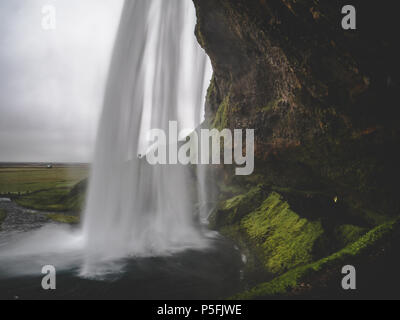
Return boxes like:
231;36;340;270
359;208;390;226
47;214;79;224
218;184;245;197
211;190;327;275
209;185;266;229
0;209;7;229
233;219;398;299
260;98;282;113
212;94;230;130
194;23;207;48
334;224;367;247
241;192;324;273
206;76;216;102
223;187;262;211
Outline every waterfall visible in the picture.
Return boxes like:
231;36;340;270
81;0;212;275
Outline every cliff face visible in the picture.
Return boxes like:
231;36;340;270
193;0;400;298
194;0;400;220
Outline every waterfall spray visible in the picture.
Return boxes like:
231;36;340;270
81;0;212;275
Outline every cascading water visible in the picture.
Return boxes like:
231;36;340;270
0;0;243;299
80;0;213;274
0;0;216;283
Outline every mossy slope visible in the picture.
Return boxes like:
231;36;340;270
334;224;367;248
211;188;326;275
242;192;324;273
209;183;383;298
233;219;398;299
210;185;266;228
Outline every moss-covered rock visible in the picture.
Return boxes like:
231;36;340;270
209;185;266;229
334;224;367;248
212;94;230;130
211;189;327;275
233;219;398;299
242;192;324;273
194;0;400;298
194;0;400;221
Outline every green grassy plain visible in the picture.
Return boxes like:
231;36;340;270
0;165;89;222
0;166;88;195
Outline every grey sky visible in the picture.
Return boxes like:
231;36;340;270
0;0;123;162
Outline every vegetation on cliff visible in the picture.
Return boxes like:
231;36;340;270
208;176;398;298
233;219;399;299
194;0;400;298
194;0;400;219
210;185;371;276
241;192;324;273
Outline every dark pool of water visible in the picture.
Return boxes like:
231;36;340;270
0;242;244;300
0;200;245;300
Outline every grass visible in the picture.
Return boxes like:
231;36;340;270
47;214;80;224
0;166;88;195
16;187;73;211
0;165;88;216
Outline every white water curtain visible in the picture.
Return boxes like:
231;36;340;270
81;0;212;276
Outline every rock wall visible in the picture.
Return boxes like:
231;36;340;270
193;0;400;298
194;0;400;220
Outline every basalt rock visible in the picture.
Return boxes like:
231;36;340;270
194;0;400;220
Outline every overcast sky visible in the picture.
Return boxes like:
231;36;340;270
0;0;123;163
